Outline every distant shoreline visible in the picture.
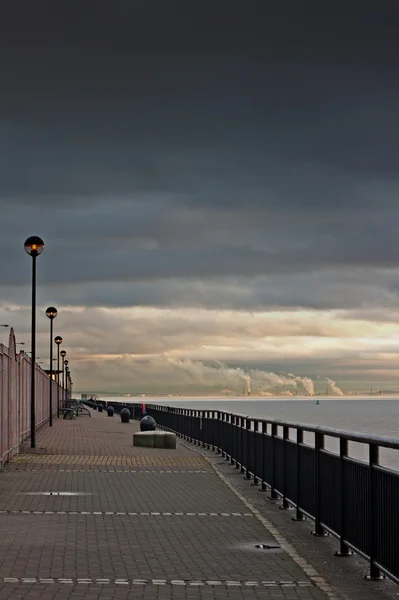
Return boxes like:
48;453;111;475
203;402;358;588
85;394;399;402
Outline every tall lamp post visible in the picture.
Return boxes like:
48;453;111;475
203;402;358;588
54;336;63;416
60;350;66;406
65;367;70;399
45;307;58;426
64;360;69;399
24;236;45;449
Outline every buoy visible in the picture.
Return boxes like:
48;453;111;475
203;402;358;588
316;399;320;406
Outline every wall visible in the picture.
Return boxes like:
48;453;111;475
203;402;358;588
0;328;62;465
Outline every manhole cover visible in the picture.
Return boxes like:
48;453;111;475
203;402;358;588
254;543;280;550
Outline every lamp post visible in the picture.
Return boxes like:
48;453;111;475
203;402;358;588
45;307;58;426
66;366;70;399
64;360;69;400
54;336;63;416
24;236;44;449
60;350;66;406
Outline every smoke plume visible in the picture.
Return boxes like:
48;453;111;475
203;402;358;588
325;377;344;396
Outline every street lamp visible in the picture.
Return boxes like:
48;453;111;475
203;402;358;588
54;336;63;416
45;307;58;427
60;350;66;405
24;235;44;449
64;360;69;399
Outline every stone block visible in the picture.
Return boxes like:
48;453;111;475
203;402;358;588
133;431;176;449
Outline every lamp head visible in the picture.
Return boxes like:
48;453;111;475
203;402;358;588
24;236;44;257
54;336;63;345
46;306;58;320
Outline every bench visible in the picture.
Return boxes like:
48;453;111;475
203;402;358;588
62;401;91;418
62;408;75;420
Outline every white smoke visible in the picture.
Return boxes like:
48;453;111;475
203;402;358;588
158;358;315;396
91;354;317;396
294;376;315;396
325;377;344;396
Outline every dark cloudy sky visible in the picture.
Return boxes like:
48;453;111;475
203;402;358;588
1;3;399;394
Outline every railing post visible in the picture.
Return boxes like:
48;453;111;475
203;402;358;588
224;413;232;460
245;418;251;479
280;425;290;509
221;414;226;458
204;411;208;448
189;410;192;441
312;431;327;536
292;428;304;521
270;423;277;499
366;443;384;580
210;411;215;451
252;420;259;485
240;417;245;473
235;416;240;469
335;438;353;556
218;412;223;454
230;415;236;466
260;421;267;492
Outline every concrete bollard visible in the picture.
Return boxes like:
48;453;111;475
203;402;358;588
98;404;103;413
120;407;130;423
107;405;114;417
140;415;156;431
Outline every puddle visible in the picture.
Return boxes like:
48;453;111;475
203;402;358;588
22;492;95;496
230;540;284;553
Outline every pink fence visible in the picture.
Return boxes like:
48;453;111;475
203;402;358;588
0;328;62;465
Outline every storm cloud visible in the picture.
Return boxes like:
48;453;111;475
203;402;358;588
1;3;398;392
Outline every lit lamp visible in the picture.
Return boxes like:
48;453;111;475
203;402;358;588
24;236;44;448
54;335;63;416
45;307;58;427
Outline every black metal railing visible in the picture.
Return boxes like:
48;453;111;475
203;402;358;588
135;404;399;586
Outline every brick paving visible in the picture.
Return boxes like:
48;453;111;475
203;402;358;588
0;409;332;599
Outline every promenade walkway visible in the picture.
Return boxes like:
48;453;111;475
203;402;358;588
0;409;333;599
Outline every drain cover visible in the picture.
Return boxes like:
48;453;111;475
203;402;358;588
254;543;281;550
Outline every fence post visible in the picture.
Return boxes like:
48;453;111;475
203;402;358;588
245;418;251;479
230;415;236;466
334;438;353;556
225;414;231;461
240;417;245;473
312;431;327;536
292;428;304;521
260;421;267;492
366;444;384;580
280;425;290;509
235;416;240;469
252;420;259;485
270;423;277;499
